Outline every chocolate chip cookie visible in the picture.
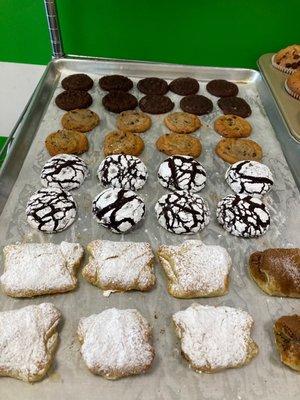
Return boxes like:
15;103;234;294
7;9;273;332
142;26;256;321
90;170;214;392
99;75;133;92
214;115;252;138
215;138;263;164
102;90;138;113
103;131;144;156
164;112;201;134
55;90;93;111
180;95;213;115
139;95;174;114
61;109;100;133
45;129;89;156
137;77;169;95
206;79;238;97
169;77;199;96
156;133;202;158
116;111;152;133
61;73;94;91
218;97;252;118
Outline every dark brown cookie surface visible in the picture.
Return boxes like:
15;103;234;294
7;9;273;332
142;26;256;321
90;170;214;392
99;75;133;92
206;79;238;97
218;96;252;118
139;95;174;114
61;74;94;91
102;90;138;113
137;77;169;95
55;90;93;111
180;95;213;116
169;77;199;96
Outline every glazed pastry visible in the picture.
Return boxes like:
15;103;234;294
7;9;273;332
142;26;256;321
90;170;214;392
157;240;231;298
249;248;300;297
173;304;258;373
274;315;300;371
0;303;61;382
82;240;155;293
155;190;210;235
1;242;84;297
225;160;273;197
157;155;206;192
92;188;145;233
78;308;155;379
98;154;148;191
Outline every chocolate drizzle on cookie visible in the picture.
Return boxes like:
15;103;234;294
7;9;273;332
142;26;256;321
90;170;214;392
41;154;89;191
26;187;77;233
158;155;206;192
216;194;270;238
225;160;273;197
155;190;210;234
92;188;145;233
98;154;148;191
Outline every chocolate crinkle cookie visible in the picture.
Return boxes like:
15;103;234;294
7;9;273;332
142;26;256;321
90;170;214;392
61;74;94;91
102;90;138;113
99;75;133;92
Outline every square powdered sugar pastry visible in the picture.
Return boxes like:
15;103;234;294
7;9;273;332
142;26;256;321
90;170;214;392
82;240;156;293
173;304;258;373
77;308;155;379
1;242;84;297
0;303;61;382
157;240;231;298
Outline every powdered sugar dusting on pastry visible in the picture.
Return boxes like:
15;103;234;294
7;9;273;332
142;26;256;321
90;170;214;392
158;240;231;298
77;308;155;379
0;303;61;382
82;240;155;292
1;242;83;297
173;304;258;372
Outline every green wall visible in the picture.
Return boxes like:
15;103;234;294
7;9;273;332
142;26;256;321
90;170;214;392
0;0;299;69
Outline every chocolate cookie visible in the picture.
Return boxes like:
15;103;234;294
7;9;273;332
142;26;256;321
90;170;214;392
164;112;201;134
215;138;263;164
214;115;252;138
157;155;206;192
139;95;174;114
155;190;210;234
99;75;133;92
102;90;138;113
116;111;151;133
61;74;94;91
103;131;144;157
206;79;238;97
61;109;100;133
137;77;169;95
92;188;145;233
180;95;213;116
169;77;199;96
26;187;77;233
216;194;270;238
156;133;202;158
218;96;252;118
45;129;89;156
55;90;93;111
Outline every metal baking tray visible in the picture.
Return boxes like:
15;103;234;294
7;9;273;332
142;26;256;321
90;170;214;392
0;57;299;400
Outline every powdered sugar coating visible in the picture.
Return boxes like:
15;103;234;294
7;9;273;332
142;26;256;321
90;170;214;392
155;190;210;234
92;188;145;233
217;194;270;238
0;303;61;382
26;187;77;233
158;240;231;298
157;155;206;192
82;240;155;292
98;154;148;191
225;160;273;197
77;308;155;379
173;304;258;372
1;242;84;297
41;154;89;191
